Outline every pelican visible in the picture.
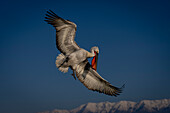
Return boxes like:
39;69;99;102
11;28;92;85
45;10;124;96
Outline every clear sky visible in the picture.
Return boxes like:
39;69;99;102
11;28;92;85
0;0;170;113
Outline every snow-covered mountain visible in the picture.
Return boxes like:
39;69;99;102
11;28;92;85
38;99;170;113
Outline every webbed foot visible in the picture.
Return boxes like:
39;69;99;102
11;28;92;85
71;71;76;80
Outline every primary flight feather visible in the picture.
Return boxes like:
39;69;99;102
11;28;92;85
45;10;123;96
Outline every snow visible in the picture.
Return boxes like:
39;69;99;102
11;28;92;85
39;99;170;113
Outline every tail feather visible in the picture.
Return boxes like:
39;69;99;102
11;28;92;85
58;66;68;73
55;53;69;73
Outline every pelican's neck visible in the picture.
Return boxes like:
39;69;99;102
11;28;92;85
91;49;95;56
87;50;95;58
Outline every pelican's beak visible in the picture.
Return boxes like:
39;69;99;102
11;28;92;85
91;51;98;71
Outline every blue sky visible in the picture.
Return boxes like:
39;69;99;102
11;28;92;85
0;0;170;113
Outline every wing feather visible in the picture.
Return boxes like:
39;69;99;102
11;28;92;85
45;10;80;55
76;60;124;96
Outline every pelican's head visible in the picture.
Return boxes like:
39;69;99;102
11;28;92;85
91;46;99;71
91;46;99;55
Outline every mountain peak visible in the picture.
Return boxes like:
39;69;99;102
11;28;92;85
135;99;170;112
38;99;170;113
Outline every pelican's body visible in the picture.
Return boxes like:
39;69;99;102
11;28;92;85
56;47;98;71
45;10;123;96
67;48;97;69
67;49;88;70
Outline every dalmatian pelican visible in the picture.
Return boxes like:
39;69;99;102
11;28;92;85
45;10;124;96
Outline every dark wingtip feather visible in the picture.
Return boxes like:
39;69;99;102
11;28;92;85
44;10;58;25
49;9;58;16
45;14;55;19
121;84;125;89
46;10;60;18
117;84;125;94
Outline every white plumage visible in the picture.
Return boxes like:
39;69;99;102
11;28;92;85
45;10;124;96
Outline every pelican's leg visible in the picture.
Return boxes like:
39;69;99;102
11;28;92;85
71;70;76;80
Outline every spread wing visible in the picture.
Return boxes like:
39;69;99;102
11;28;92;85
45;10;80;55
76;60;124;96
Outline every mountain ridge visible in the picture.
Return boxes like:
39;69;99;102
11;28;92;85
38;99;170;113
